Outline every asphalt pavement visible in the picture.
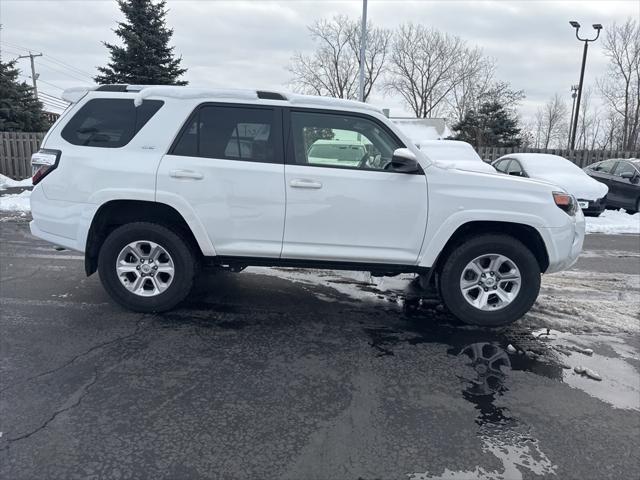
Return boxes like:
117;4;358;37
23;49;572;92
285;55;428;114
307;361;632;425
1;215;638;480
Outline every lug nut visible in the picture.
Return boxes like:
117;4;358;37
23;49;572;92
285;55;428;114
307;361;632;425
484;287;488;292
493;286;497;290
481;273;486;278
153;265;158;270
136;266;140;270
490;271;494;276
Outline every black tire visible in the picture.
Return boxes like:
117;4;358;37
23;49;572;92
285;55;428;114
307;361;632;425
98;222;197;312
625;198;639;215
439;234;541;327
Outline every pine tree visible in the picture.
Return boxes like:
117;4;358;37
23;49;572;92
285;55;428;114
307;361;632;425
452;100;522;148
95;0;187;85
0;59;51;132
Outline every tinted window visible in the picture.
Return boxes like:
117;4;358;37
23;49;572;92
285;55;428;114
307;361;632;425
494;159;510;173
613;161;637;177
290;111;402;170
172;105;278;163
506;160;524;176
62;99;163;148
590;159;617;173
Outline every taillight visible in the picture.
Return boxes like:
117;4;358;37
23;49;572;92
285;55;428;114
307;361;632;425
553;191;577;216
31;149;61;185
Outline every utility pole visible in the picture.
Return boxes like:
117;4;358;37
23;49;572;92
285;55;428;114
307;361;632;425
17;52;43;99
358;0;368;102
568;21;602;150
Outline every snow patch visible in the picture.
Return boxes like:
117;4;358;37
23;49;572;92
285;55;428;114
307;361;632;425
0;190;31;212
287;93;383;114
133;87;258;106
0;174;32;190
585;209;640;234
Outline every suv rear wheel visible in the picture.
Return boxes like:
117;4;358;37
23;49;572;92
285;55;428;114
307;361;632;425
98;222;197;312
439;234;541;326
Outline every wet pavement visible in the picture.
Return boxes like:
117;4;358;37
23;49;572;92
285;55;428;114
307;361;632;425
1;215;639;479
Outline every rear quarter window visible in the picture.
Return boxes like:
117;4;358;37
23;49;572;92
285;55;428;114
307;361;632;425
61;98;163;148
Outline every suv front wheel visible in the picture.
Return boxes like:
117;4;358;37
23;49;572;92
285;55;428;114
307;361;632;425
439;234;541;326
98;222;197;312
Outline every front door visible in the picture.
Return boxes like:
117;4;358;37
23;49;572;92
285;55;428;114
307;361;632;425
281;110;428;265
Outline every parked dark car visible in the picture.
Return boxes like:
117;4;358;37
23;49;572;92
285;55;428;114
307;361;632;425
584;158;640;214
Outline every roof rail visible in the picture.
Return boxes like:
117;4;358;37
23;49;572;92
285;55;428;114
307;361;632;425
95;85;129;92
257;91;288;100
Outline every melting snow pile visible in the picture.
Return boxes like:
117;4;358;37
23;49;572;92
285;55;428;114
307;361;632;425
0;189;31;212
585;209;640;235
0;173;32;191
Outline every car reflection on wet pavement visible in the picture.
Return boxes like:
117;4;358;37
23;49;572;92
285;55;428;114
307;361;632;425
1;216;639;480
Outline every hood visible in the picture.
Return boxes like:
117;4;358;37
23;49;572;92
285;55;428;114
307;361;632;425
528;171;608;200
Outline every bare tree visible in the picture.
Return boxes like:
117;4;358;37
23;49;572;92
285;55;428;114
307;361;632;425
287;15;391;101
384;24;481;118
598;18;640;150
538;94;568;149
446;51;494;123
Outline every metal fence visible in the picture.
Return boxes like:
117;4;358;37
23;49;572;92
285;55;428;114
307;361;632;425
0;132;44;179
477;147;638;166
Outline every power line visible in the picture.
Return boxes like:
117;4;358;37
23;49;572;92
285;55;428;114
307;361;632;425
39;91;69;106
36;78;65;91
0;41;95;79
37;60;92;83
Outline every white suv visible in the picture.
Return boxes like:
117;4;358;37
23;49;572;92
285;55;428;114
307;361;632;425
30;85;585;326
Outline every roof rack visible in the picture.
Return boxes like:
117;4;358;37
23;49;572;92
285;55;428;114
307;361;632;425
257;91;287;100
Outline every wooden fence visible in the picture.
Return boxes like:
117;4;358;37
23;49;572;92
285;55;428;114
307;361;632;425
0;131;638;179
477;147;638;166
0;132;44;179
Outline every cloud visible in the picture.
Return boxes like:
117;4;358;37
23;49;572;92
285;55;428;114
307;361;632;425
1;0;637;119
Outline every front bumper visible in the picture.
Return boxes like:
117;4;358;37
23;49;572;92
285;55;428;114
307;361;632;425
541;209;585;274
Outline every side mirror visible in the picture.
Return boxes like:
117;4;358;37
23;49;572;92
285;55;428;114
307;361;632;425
620;171;634;179
390;148;422;174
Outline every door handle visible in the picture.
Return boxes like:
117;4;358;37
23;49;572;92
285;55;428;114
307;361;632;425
169;169;204;180
290;179;322;189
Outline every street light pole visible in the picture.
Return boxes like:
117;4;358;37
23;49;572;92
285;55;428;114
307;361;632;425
567;84;579;149
569;21;602;150
358;0;368;102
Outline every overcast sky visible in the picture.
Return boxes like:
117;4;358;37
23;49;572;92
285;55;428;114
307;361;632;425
1;0;638;119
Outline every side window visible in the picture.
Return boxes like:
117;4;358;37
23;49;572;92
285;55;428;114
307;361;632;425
61;99;163;148
172;105;279;163
592;159;617;173
506;160;524;176
494;159;510;173
290;111;402;171
612;161;637;177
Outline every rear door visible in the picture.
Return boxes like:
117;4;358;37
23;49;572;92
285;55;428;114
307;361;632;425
281;109;428;265
157;104;285;257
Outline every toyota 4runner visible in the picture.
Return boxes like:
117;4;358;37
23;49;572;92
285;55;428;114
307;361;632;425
29;85;585;326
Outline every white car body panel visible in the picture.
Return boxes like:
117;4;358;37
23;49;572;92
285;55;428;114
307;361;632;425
157;155;285;257
282;164;428;264
29;87;584;282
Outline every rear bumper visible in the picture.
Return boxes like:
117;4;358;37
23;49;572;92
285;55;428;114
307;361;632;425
29;185;94;252
579;197;606;216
